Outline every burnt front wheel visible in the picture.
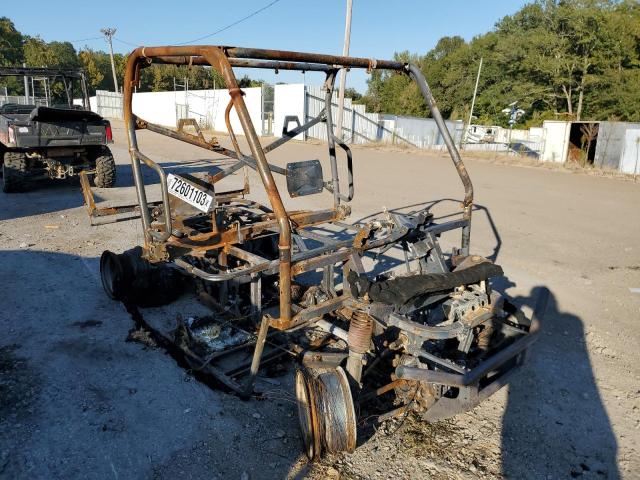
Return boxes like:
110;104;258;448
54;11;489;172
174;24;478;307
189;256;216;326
295;366;357;459
92;147;116;188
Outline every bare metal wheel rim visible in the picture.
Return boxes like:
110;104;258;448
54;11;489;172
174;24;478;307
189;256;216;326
335;366;357;453
295;369;319;460
316;366;357;454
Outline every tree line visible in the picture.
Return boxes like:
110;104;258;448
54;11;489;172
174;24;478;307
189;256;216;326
360;0;640;126
0;17;261;97
3;0;639;126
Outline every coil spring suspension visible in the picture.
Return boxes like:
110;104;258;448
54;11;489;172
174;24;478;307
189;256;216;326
348;309;373;354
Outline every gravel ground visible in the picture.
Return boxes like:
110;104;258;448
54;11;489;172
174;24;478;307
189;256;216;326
1;120;638;479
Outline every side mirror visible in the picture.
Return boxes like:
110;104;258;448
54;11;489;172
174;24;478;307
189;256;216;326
286;160;324;197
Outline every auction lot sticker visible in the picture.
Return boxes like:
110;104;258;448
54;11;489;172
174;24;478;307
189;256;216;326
167;173;214;213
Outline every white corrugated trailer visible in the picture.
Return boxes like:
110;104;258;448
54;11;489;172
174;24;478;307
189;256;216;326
542;120;571;163
542;120;640;174
594;122;640;174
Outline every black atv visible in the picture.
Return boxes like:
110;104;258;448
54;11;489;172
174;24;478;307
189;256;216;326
0;67;115;193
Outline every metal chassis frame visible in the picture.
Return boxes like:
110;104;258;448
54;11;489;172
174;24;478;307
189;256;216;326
123;45;473;324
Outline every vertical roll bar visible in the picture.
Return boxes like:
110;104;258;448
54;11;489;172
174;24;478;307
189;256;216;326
406;64;474;254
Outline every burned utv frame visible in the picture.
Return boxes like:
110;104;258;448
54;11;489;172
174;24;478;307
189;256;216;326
101;46;548;459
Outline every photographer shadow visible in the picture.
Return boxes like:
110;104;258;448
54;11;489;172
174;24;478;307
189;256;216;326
496;283;619;479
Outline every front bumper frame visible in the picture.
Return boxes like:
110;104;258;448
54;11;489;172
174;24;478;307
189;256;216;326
394;288;549;421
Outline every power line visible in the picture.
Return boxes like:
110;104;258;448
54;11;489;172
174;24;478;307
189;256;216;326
68;36;103;43
52;0;282;51
55;0;282;51
113;37;139;48
176;0;282;45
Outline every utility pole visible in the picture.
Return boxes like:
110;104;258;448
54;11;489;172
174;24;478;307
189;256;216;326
100;28;119;93
22;62;29;103
335;0;353;141
464;57;483;146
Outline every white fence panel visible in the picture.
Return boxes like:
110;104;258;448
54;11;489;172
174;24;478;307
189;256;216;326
620;128;640;174
96;87;263;131
96;90;123;119
0;94;48;107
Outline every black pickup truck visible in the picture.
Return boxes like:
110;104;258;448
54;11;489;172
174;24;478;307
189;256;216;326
0;67;116;193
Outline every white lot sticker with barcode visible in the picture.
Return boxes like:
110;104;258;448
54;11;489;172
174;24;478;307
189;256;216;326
167;173;214;213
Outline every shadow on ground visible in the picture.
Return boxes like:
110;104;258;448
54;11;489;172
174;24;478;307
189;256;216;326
495;282;620;479
0;249;306;480
0;159;231;222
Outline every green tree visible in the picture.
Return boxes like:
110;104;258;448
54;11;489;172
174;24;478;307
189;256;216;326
0;17;23;66
78;49;104;90
23;37;79;69
362;0;640;124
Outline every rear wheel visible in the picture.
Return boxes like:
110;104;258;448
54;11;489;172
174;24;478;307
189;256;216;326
2;152;30;193
92;147;116;188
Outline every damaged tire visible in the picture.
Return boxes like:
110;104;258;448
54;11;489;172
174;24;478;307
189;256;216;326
92;147;116;188
295;366;357;459
2;152;30;193
100;247;183;307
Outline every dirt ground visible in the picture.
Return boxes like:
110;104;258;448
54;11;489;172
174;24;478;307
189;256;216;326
1;119;638;480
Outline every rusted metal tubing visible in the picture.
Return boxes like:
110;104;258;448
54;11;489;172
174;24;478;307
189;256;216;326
141;119;235;157
154;56;332;72
174;238;352;283
143;46;404;71
137;46;212;58
229;58;332;72
406;64;474;255
396;366;466;387
143;114;284;184
359;379;408;403
377;404;411;423
224;98;244;159
226;245;269;266
244;316;271;396
123;45;475;327
291;248;352;276
174;258;271;282
171;208;344;250
316;320;349;342
396;291;546;388
151;55;208;65
201;47;293;324
133;150;172;242
263;111;326;153
274;294;354;330
324;72;341;208
226;47;405;71
123;51;153;240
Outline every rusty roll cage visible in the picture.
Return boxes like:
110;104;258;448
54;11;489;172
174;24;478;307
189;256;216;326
122;45;474;330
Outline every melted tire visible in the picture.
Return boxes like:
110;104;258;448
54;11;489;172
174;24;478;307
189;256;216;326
100;247;184;307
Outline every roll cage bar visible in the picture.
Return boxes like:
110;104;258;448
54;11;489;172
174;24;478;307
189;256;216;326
0;66;90;109
123;45;474;328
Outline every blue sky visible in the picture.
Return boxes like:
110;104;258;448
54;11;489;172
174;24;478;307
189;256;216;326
5;0;530;91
